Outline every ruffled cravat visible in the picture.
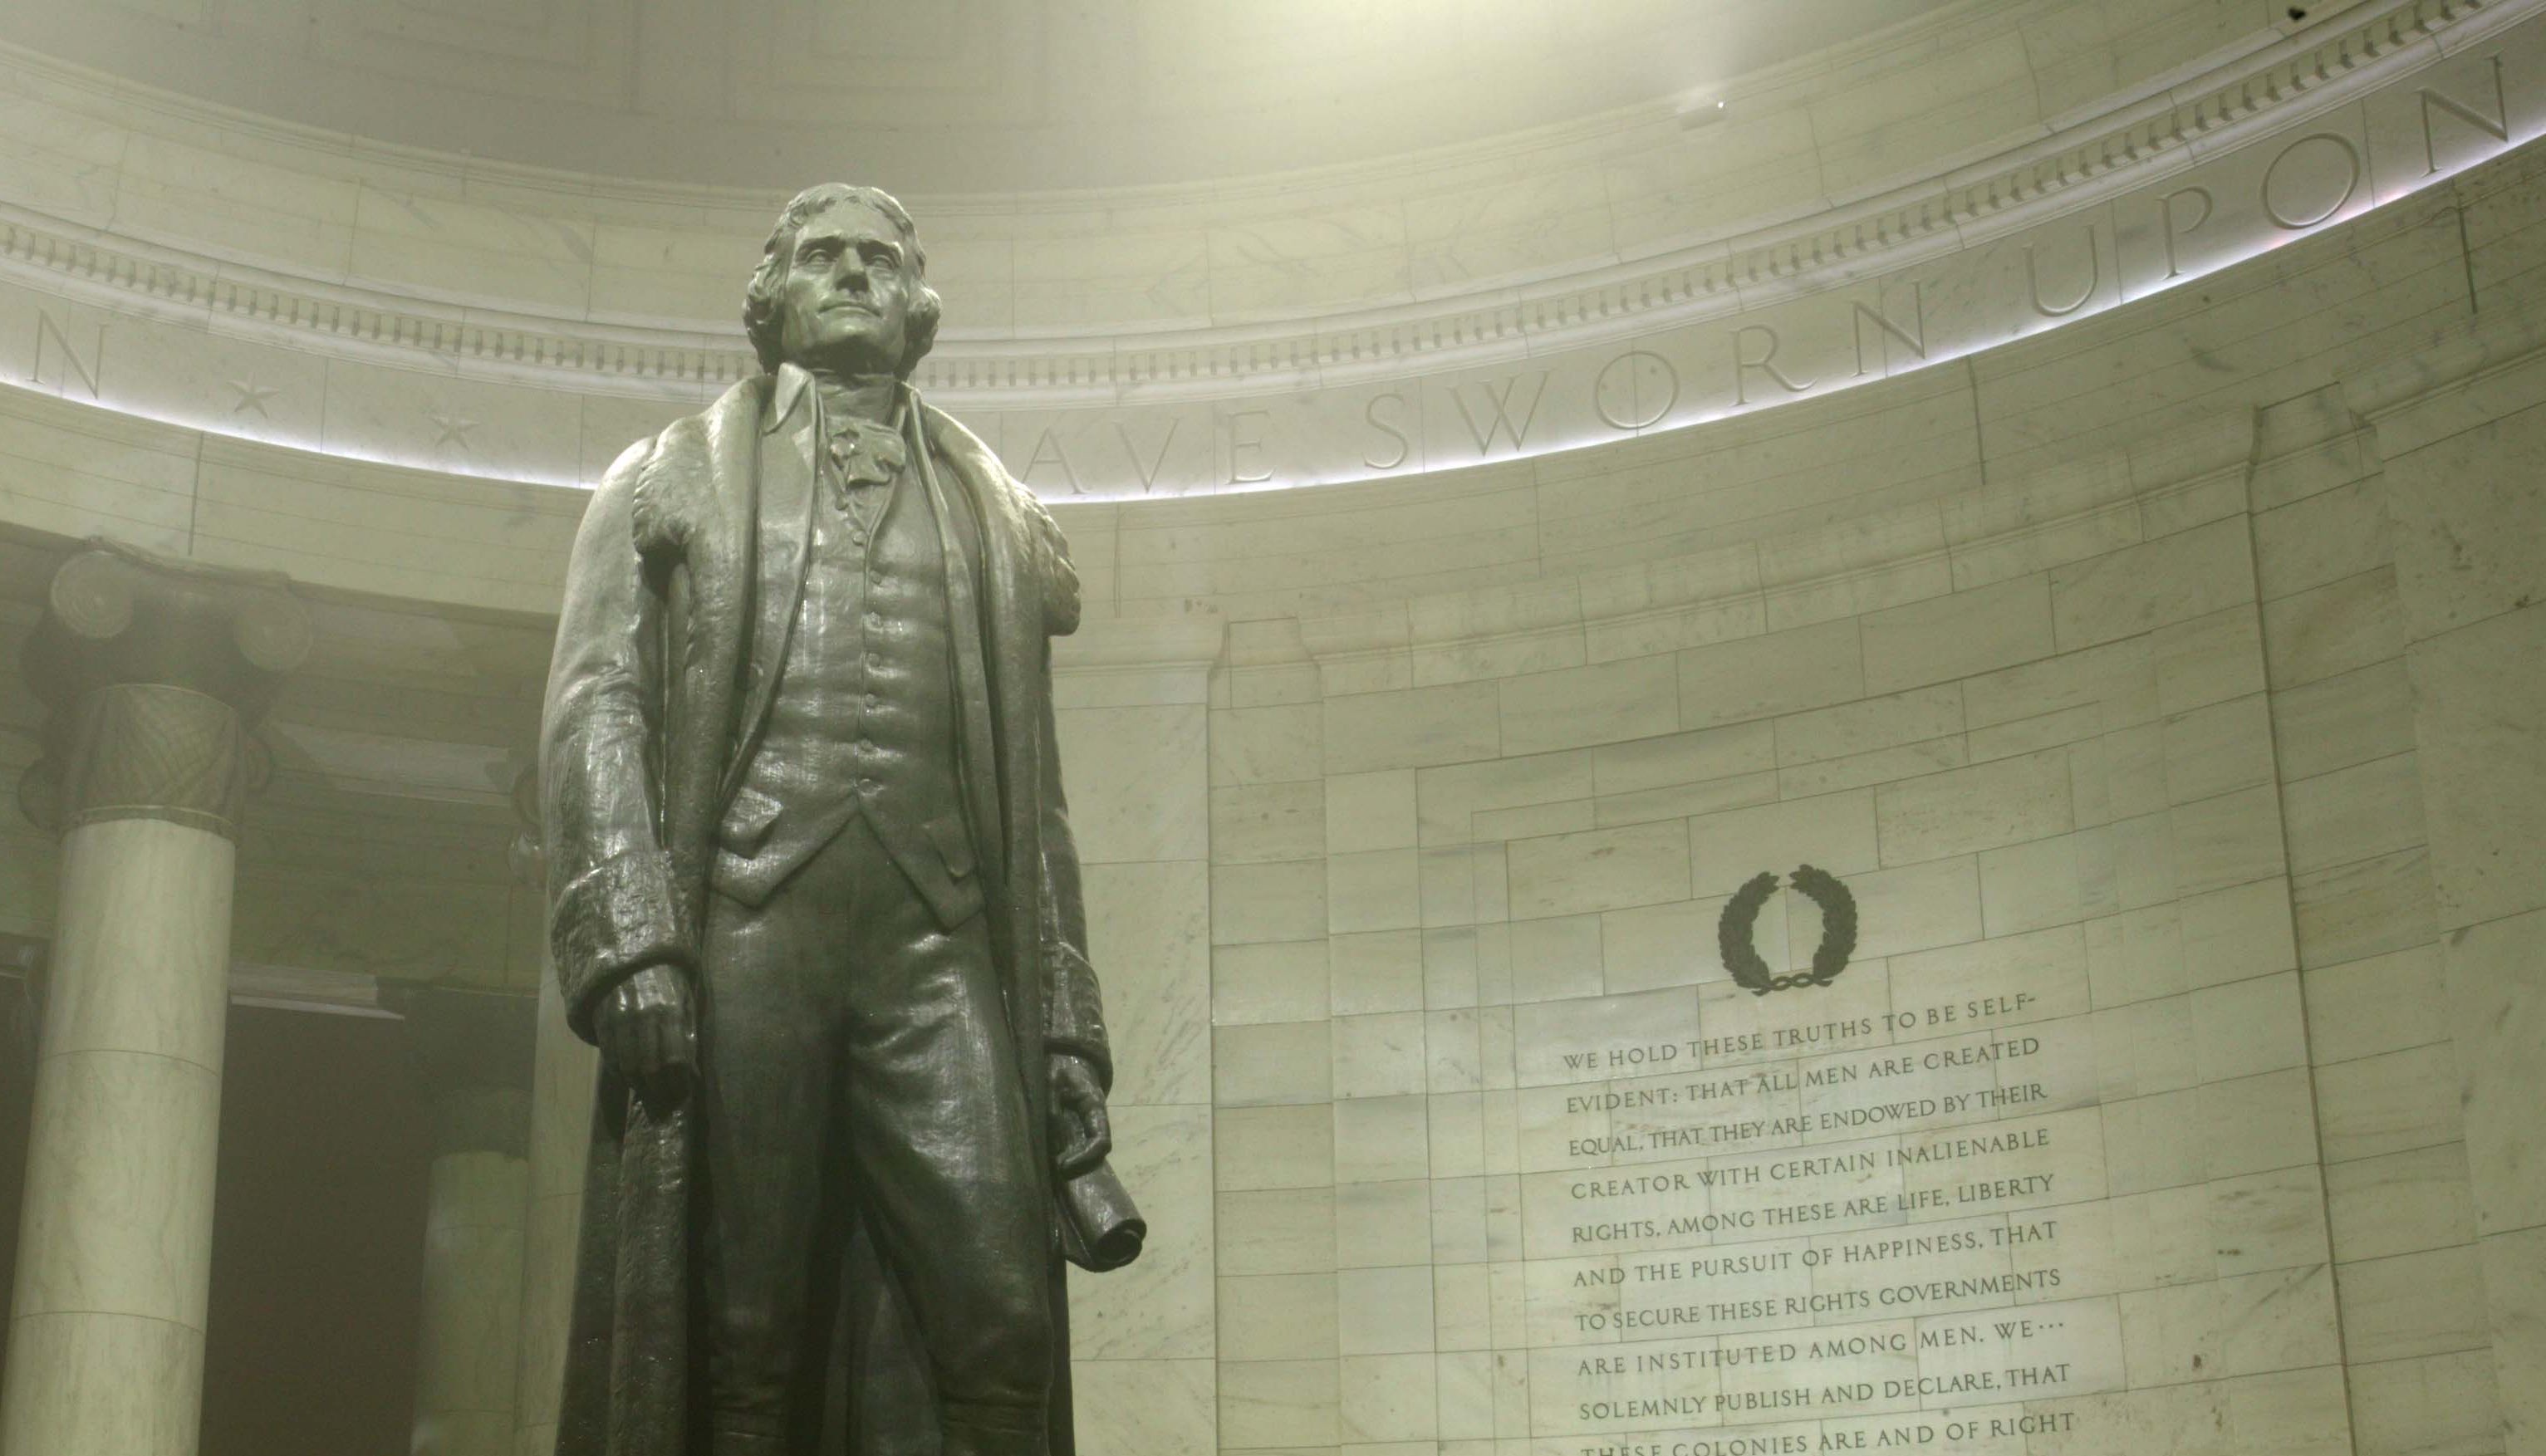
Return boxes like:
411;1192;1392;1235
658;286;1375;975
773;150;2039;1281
825;415;909;505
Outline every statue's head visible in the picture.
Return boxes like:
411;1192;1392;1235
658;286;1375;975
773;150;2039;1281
742;183;942;378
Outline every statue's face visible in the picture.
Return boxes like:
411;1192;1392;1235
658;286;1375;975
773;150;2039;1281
772;198;915;375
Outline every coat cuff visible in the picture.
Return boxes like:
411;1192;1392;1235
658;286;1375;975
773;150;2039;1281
1043;942;1112;1092
550;848;689;1042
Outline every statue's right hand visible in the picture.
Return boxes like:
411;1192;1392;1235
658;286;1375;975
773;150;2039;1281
595;962;696;1110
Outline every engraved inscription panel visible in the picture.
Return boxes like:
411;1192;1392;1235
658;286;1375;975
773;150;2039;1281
1505;920;2323;1453
1208;507;2346;1454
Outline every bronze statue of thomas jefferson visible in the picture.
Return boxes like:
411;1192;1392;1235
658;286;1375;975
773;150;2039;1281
540;183;1140;1456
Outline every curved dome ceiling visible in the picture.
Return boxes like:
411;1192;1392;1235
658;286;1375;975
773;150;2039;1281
0;0;1970;194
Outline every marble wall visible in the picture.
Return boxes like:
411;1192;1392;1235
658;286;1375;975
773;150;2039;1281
1035;144;2546;1454
1193;410;2350;1454
2245;375;2492;1456
1050;630;1222;1454
2338;306;2546;1454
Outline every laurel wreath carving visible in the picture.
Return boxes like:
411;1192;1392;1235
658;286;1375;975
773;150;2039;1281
1717;864;1859;996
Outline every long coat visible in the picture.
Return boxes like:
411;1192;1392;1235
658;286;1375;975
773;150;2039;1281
538;365;1122;1455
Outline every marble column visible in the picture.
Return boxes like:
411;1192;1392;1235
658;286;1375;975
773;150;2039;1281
504;771;596;1456
1;542;307;1456
394;985;536;1456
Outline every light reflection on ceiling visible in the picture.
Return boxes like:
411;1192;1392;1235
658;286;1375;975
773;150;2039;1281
0;0;1967;193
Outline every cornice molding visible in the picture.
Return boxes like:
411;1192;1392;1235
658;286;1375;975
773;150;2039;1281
0;0;2517;413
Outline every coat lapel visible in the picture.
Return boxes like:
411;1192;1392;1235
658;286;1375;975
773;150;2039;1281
914;395;1055;1149
916;396;1040;877
908;395;1007;901
719;364;819;811
643;374;759;941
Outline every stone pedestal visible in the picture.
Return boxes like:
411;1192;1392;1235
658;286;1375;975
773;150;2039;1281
393;986;536;1456
1;543;306;1456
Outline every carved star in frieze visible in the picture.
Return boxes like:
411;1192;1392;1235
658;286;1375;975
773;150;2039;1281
224;379;280;418
426;412;480;450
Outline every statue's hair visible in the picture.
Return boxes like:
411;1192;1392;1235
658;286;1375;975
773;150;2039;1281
742;184;941;376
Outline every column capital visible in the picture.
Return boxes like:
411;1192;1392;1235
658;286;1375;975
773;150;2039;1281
18;539;311;839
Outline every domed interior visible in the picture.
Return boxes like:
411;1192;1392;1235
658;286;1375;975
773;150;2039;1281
1;2;2544;1454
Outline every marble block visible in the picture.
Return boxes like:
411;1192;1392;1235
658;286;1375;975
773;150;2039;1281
1069;1105;1214;1361
11;1049;221;1328
1086;860;1209;1105
0;1312;204;1456
2410;604;2546;930
1064;1359;1214;1456
1054;705;1208;864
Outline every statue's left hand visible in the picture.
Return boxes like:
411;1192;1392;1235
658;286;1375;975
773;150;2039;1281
1048;1053;1112;1177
